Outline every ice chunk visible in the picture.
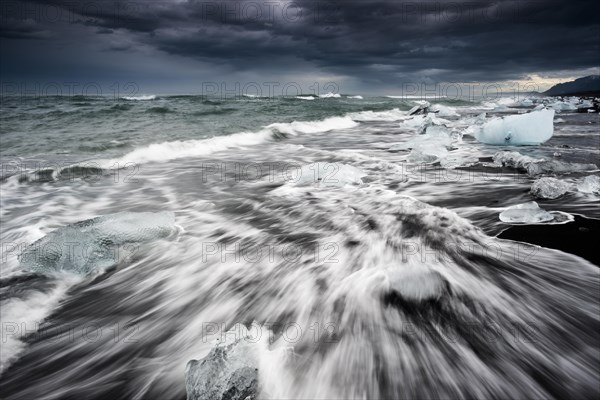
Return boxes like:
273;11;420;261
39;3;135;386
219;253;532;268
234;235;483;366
577;100;593;108
430;104;460;117
577;175;600;194
474;109;555;145
550;101;577;112
530;177;570;199
295;163;366;187
391;128;452;163
408;144;449;163
493;151;597;176
19;212;176;275
493;151;543;169
401;113;450;133
499;202;554;223
185;324;260;400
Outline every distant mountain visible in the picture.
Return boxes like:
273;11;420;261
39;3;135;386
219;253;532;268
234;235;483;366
544;75;600;96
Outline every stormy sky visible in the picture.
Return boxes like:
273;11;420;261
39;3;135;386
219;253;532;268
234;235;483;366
1;0;599;95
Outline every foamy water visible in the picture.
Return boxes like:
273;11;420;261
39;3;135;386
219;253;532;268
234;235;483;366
1;94;598;399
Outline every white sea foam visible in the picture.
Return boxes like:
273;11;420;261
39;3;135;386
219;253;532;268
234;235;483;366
97;116;358;166
0;275;81;374
296;96;316;100
349;108;406;121
121;95;156;101
267;116;358;135
319;92;341;98
347;95;363;99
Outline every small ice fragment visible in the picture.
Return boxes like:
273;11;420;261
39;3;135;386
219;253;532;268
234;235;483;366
430;104;460;117
530;177;570;199
295;163;366;187
499;202;554;223
474;109;555;145
550;101;577;112
577;175;600;194
408;145;448;163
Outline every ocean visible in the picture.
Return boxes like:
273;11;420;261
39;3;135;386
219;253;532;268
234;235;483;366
0;93;599;399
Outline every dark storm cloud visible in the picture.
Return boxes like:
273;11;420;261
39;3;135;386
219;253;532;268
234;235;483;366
1;0;599;86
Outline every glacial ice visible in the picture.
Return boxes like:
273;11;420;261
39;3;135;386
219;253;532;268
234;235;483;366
577;175;600;194
530;177;570;199
550;101;578;112
19;211;176;275
474;109;555;145
295;163;366;187
493;151;598;176
186;324;261;400
401;113;450;133
499;202;554;223
390;127;453;163
430;104;460;117
408;145;449;163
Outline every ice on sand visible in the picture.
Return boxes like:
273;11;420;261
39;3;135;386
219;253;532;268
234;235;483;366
493;151;597;176
499;202;554;223
474;109;554;145
530;177;570;199
19;211;176;275
577;175;600;194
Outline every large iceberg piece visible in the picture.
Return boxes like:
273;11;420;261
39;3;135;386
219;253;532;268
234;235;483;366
530;177;570;199
474;109;555;145
499;202;554;223
19;212;176;275
185;324;261;400
577;175;600;194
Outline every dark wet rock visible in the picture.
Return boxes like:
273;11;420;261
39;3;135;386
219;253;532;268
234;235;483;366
498;214;600;266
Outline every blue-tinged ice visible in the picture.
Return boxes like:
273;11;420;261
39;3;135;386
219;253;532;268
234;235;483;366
19;211;176;275
474;109;555;145
185;324;261;400
530;177;570;199
577;175;600;194
296;163;366;187
499;202;554;223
